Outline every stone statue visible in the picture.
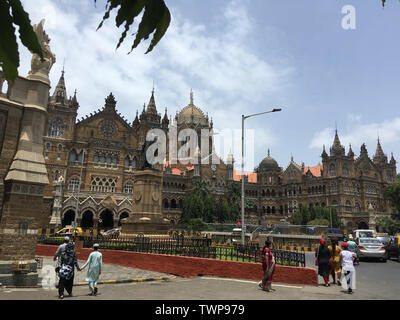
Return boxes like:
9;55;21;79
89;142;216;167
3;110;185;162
28;19;56;79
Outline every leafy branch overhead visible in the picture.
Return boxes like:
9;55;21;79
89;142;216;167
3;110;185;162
0;0;43;81
95;0;171;54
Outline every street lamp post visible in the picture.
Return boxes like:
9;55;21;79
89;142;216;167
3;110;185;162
241;108;282;245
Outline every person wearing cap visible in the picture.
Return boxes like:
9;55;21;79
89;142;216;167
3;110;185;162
315;238;332;287
81;243;103;296
339;242;356;294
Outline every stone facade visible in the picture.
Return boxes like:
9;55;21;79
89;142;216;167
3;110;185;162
42;72;397;233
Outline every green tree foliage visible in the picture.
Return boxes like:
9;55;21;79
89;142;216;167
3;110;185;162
0;0;43;80
96;0;170;54
226;182;241;205
1;0;170;81
181;194;203;223
384;182;400;218
187;218;207;231
202;195;214;223
291;206;341;228
376;216;400;235
307;218;330;227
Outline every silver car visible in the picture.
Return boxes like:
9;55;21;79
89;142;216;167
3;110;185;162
356;238;387;262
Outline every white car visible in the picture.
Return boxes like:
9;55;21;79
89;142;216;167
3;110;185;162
356;238;387;262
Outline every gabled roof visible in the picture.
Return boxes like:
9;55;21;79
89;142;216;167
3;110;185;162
76;93;138;138
303;164;323;177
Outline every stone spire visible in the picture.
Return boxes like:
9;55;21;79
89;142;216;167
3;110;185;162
373;138;387;164
104;92;117;112
146;88;157;114
132;110;140;126
50;69;68;105
359;143;369;159
390;152;396;166
321;144;328;159
70;89;79;108
162;107;169;127
330;129;345;156
347;144;354;158
226;150;234;165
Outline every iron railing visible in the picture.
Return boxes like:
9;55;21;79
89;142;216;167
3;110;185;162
37;235;305;267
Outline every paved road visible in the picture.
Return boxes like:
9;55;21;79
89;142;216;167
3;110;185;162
1;254;399;302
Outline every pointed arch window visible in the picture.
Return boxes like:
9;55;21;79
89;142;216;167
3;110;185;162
69;149;77;162
123;181;133;194
48;117;65;138
124;156;130;168
68;177;80;192
57;144;63;160
45;143;51;159
329;163;336;177
342;165;349;177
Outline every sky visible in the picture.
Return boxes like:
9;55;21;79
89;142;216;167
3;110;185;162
17;0;400;172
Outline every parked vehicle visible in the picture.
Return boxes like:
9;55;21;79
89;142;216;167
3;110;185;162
54;226;83;237
327;228;344;241
374;233;391;245
386;235;400;261
353;229;376;240
100;228;121;238
356;237;386;262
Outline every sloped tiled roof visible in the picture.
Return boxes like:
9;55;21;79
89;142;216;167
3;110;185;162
303;164;323;177
233;170;257;183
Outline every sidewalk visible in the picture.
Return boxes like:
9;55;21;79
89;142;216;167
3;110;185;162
35;256;176;288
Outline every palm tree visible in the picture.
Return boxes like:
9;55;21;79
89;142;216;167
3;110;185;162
226;182;241;205
190;180;210;199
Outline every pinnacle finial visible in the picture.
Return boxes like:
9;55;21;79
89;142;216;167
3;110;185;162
190;89;194;105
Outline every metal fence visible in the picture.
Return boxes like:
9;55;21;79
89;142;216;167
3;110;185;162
37;235;305;267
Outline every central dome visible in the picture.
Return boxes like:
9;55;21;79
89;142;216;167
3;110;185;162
176;91;209;126
259;150;279;171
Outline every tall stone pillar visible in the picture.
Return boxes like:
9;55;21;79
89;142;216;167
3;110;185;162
0;19;55;286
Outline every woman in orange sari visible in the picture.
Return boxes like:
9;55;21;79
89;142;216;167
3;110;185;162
259;240;276;292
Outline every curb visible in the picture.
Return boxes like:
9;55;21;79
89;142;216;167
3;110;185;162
73;275;177;287
2;276;177;289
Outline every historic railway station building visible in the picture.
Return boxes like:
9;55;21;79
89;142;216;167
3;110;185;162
43;72;397;232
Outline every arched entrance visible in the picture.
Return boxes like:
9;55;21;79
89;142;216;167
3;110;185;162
118;212;129;227
62;209;75;227
81;210;94;229
99;209;114;230
357;221;369;229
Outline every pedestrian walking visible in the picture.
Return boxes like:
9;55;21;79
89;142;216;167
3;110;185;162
339;242;356;294
328;239;342;285
259;240;275;292
315;238;331;287
54;236;69;275
346;235;359;265
57;242;81;299
53;236;69;262
81;243;103;296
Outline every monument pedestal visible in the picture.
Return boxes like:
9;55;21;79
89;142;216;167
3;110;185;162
121;169;169;234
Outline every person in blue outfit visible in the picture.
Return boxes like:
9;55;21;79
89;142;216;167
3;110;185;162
81;243;103;296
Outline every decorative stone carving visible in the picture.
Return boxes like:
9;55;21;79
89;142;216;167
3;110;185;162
28;19;56;80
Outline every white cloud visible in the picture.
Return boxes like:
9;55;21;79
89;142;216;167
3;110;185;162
17;0;293;170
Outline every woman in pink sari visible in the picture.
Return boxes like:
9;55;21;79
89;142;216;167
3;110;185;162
259;240;276;292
